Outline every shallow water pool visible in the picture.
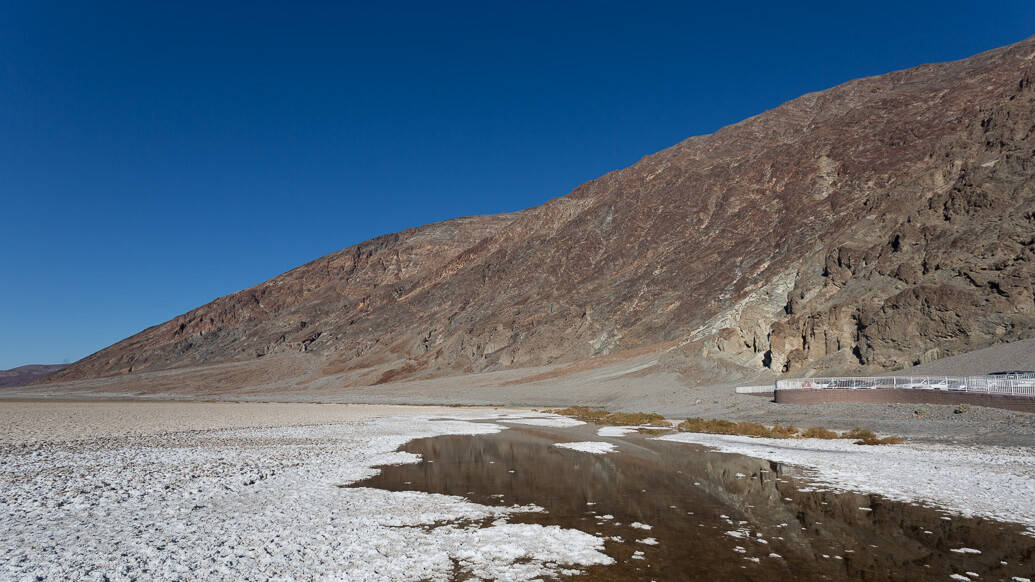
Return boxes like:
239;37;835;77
350;422;1034;581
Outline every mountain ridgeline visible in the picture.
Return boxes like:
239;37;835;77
47;38;1035;389
0;365;66;388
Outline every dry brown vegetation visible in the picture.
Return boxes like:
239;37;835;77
676;418;799;439
836;428;903;444
676;418;903;445
800;427;839;439
544;407;670;427
840;428;876;440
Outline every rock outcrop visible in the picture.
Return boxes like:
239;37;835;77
46;37;1035;388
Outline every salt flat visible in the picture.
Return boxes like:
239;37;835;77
0;402;612;581
3;400;1033;581
0;400;483;443
658;432;1035;536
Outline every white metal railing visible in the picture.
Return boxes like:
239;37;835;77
735;385;775;394
775;373;1035;398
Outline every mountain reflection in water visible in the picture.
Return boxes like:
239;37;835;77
351;423;1034;581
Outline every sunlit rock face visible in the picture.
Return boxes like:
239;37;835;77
47;37;1035;389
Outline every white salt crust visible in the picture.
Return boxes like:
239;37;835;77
0;413;613;581
658;433;1035;535
592;424;637;432
553;441;618;455
596;425;671;437
596;426;639;437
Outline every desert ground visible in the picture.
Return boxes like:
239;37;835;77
1;399;1032;581
2;338;1033;579
8;338;1035;446
0;402;619;580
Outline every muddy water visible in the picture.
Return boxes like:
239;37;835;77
351;423;1034;581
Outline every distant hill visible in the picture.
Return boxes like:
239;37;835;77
1;364;66;388
44;36;1035;391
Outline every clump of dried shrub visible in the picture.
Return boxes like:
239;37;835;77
800;427;839;439
840;428;876;441
545;406;670;427
837;427;900;443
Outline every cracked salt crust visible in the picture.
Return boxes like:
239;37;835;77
658;433;1035;535
0;412;613;581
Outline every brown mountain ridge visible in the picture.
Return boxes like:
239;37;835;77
0;364;66;388
46;37;1035;390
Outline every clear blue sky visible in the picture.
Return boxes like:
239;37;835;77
1;1;1032;368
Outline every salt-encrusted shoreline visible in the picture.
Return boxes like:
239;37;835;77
553;441;617;454
0;408;612;581
597;426;639;437
657;432;1035;535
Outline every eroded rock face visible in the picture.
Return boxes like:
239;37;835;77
47;37;1035;387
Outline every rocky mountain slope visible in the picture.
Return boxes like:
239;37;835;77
46;37;1035;388
1;364;66;388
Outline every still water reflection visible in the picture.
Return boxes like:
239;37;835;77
351;423;1033;581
